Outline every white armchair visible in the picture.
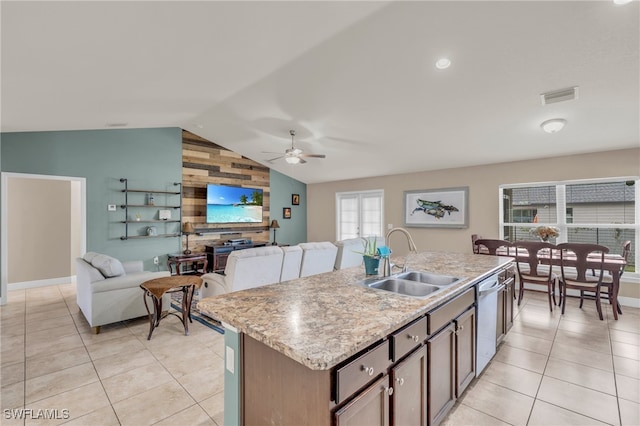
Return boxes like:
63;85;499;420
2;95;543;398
334;238;366;270
299;242;338;277
200;246;284;298
76;253;170;334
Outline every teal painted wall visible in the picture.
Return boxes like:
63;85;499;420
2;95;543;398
269;170;307;245
1;128;182;270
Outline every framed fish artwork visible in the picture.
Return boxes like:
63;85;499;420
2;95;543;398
404;187;468;228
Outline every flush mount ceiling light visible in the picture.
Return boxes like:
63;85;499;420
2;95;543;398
613;0;633;5
435;58;451;70
541;118;567;133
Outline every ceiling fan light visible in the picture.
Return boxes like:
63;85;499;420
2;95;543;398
541;118;566;133
285;156;300;164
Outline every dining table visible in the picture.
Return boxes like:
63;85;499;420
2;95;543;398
493;245;626;320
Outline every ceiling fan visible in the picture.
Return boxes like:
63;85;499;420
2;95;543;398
264;130;326;164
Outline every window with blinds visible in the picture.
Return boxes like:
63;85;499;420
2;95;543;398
500;178;638;273
336;190;384;241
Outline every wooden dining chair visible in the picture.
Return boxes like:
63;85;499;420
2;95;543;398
514;241;558;311
474;239;514;256
586;240;630;315
556;243;610;320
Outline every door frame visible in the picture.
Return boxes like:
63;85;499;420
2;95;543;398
1;172;86;305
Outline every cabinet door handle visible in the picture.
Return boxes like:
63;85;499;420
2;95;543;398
362;366;375;376
409;335;420;342
395;377;405;386
384;386;394;396
457;325;464;332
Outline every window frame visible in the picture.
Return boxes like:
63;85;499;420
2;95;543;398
499;176;639;280
335;189;384;241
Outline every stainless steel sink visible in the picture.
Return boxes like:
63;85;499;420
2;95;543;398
356;271;466;299
368;278;443;298
395;271;465;287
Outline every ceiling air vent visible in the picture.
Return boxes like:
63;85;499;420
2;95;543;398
540;86;579;105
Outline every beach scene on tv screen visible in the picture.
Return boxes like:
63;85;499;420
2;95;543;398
207;185;263;223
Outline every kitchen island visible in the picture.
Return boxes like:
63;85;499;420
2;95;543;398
198;251;514;426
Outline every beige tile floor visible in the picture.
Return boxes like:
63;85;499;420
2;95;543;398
1;284;639;425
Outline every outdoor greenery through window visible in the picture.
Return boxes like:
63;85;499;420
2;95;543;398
500;178;638;273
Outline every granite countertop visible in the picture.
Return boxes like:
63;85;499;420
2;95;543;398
198;251;512;371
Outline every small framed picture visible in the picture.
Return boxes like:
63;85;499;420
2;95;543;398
292;194;300;205
283;207;292;219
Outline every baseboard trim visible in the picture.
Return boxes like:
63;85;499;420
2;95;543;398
618;296;640;309
8;276;74;290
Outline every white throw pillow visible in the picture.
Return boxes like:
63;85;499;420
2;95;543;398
90;254;125;278
83;252;100;263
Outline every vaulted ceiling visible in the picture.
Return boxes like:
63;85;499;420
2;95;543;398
2;1;638;184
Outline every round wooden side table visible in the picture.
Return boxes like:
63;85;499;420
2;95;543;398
140;275;203;340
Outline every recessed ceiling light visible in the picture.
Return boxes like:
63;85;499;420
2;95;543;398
435;58;451;70
195;124;204;129
613;0;633;5
541;118;567;133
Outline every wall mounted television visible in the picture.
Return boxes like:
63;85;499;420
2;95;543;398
206;184;263;224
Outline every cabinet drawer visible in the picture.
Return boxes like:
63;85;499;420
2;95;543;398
335;340;390;404
390;316;427;362
427;287;475;335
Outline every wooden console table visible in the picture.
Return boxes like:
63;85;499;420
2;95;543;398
167;253;208;276
205;241;269;272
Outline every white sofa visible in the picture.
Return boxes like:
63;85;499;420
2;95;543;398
299;242;339;278
280;245;303;282
200;242;340;298
76;253;170;333
200;246;284;298
334;237;367;270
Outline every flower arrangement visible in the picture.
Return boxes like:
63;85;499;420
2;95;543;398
531;226;559;241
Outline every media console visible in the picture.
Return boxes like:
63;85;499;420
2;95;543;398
205;241;269;273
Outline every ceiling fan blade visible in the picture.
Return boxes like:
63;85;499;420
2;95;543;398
266;155;285;163
262;151;284;155
300;154;326;158
299;158;307;164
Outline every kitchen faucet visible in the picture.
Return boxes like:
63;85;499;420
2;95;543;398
381;227;419;277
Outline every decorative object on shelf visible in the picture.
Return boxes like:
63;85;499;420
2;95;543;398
270;219;280;245
159;209;171;220
292;194;300;205
531;226;559;242
135;212;141;221
147;193;155;206
404;186;469;228
283;207;292;219
182;222;195;254
146;226;158;237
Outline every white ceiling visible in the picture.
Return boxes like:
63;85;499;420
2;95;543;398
2;1;638;184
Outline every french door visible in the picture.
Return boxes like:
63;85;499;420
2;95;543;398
336;190;384;241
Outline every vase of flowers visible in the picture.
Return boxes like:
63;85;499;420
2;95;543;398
531;226;559;242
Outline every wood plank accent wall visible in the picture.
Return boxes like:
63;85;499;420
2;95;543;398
182;130;271;253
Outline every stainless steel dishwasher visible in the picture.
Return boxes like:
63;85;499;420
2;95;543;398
475;272;504;376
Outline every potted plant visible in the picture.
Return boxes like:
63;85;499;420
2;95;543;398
357;237;381;275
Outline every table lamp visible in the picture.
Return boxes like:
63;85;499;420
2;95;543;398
182;222;195;254
270;219;280;245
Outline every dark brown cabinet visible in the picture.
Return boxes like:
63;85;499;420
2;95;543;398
205;242;268;272
427;323;455;426
391;345;427;426
334;376;391;426
426;287;476;426
455;307;476;396
497;265;516;344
